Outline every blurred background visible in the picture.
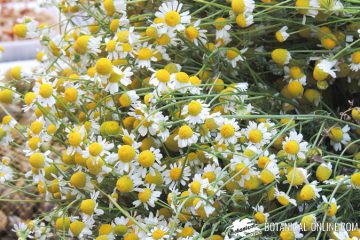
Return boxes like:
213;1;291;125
0;1;57;238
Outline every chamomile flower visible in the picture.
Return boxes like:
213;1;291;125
79;191;104;220
282;131;308;160
74;35;102;55
136;147;164;177
321;195;340;217
155;1;191;32
231;0;255;14
150;69;171;93
225;48;247;68
105;38;121;60
272;48;292;65
350;51;360;71
313;59;337;81
69;217;94;238
259;162;280;185
133;184;162;210
170;71;191;93
184;20;207;46
174;124;199;148
275;26;290;42
182;100;210;125
328;125;351;151
316;162;332;182
108;144;137;174
147;225;169;240
244;121;272;147
235;13;254;28
66;126;87;155
252;205;269;223
95;58;123;82
274;188;297;206
116;170;143;193
279;222;304;239
134;43;158;68
296;0;319;19
105;67;133;94
13;18;39;38
188;173;209;195
164;163;191;189
82;136;114;159
215;118;241;145
103;0;127;15
299;181;322;201
214;17;232;42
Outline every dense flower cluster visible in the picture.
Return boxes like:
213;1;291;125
1;0;360;239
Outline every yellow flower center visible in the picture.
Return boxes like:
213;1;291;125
103;0;115;15
280;228;295;240
284;140;300;155
155;69;170;83
220;124;235;138
117;30;129;43
214;17;227;30
248;129;263;143
89;142;103;156
13;24;27;38
39;83;54;98
29;153;45;168
287;81;304;98
118;145;136;162
235;162;249;175
329;127;343;142
352;51;360;64
231;0;245;13
70;171;86;188
300;184;315;201
156;34;171;45
80;199;95;215
30;121;43;134
175;72;189;83
185;26;199;40
277;195;290;206
351;172;360;187
188;101;202;116
108;71;125;83
106;39;117;52
10;66;22;80
260;169;275;185
74;35;90;54
70;221;85;237
152;229;166;239
313;64;328;81
271;49;289;65
258;156;270;169
227;49;239;60
203;171;216;182
190;180;201;194
138;48;152;60
64;87;78;102
28;137;41;150
254;212;266;224
170;167;182;181
138;150;155;167
178;125;194;139
69;131;82;146
138;188;152;202
287;168;305;186
164;11;181;27
116;175;133;192
0;89;14;104
96;58;113;75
